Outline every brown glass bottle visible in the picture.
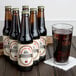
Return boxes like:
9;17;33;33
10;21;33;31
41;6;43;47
22;5;29;11
3;6;12;60
38;6;47;61
30;8;40;65
17;11;33;71
9;8;20;65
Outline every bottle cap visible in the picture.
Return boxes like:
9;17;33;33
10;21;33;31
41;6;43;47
22;5;29;8
38;6;44;9
30;8;37;11
22;10;29;14
5;6;11;8
13;8;19;11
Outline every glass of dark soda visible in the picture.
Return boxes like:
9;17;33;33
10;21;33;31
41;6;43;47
52;23;73;65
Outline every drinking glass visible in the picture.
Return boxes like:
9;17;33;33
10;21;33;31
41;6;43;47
52;23;73;65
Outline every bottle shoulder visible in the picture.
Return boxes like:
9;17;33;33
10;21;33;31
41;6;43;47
9;32;19;40
3;28;9;35
40;28;47;36
18;34;33;44
33;35;40;39
18;40;33;44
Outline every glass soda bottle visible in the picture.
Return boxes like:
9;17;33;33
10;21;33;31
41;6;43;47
38;6;47;61
9;8;20;65
30;8;40;65
3;6;12;59
17;11;33;71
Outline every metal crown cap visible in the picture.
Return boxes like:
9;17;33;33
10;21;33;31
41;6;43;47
38;6;45;9
22;5;29;8
5;6;11;8
22;10;29;14
30;8;37;11
13;8;19;11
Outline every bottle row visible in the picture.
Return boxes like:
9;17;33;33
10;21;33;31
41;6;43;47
3;5;47;71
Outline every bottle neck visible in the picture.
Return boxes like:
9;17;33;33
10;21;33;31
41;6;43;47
30;11;40;39
3;8;12;35
38;8;47;36
21;14;30;36
5;8;12;28
38;9;45;28
5;8;12;21
10;10;20;36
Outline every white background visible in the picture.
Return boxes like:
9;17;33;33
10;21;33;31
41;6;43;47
0;0;76;21
0;0;76;36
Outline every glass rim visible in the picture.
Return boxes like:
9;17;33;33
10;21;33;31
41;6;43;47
52;23;73;30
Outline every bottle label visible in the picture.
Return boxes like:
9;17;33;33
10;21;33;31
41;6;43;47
9;39;18;61
39;36;46;57
3;35;10;56
18;43;33;67
33;39;40;61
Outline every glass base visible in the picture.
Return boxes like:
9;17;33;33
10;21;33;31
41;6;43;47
33;60;39;65
17;65;33;72
9;59;17;67
53;59;69;65
39;56;46;62
3;55;10;61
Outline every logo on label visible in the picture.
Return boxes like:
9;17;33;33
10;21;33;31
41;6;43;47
3;36;10;55
18;45;33;66
3;37;9;46
10;40;17;61
33;40;39;60
40;37;46;56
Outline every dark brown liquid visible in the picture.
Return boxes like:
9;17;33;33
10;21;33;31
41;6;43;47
31;23;40;39
38;8;47;36
53;29;72;63
3;8;12;36
30;11;40;39
38;17;47;36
